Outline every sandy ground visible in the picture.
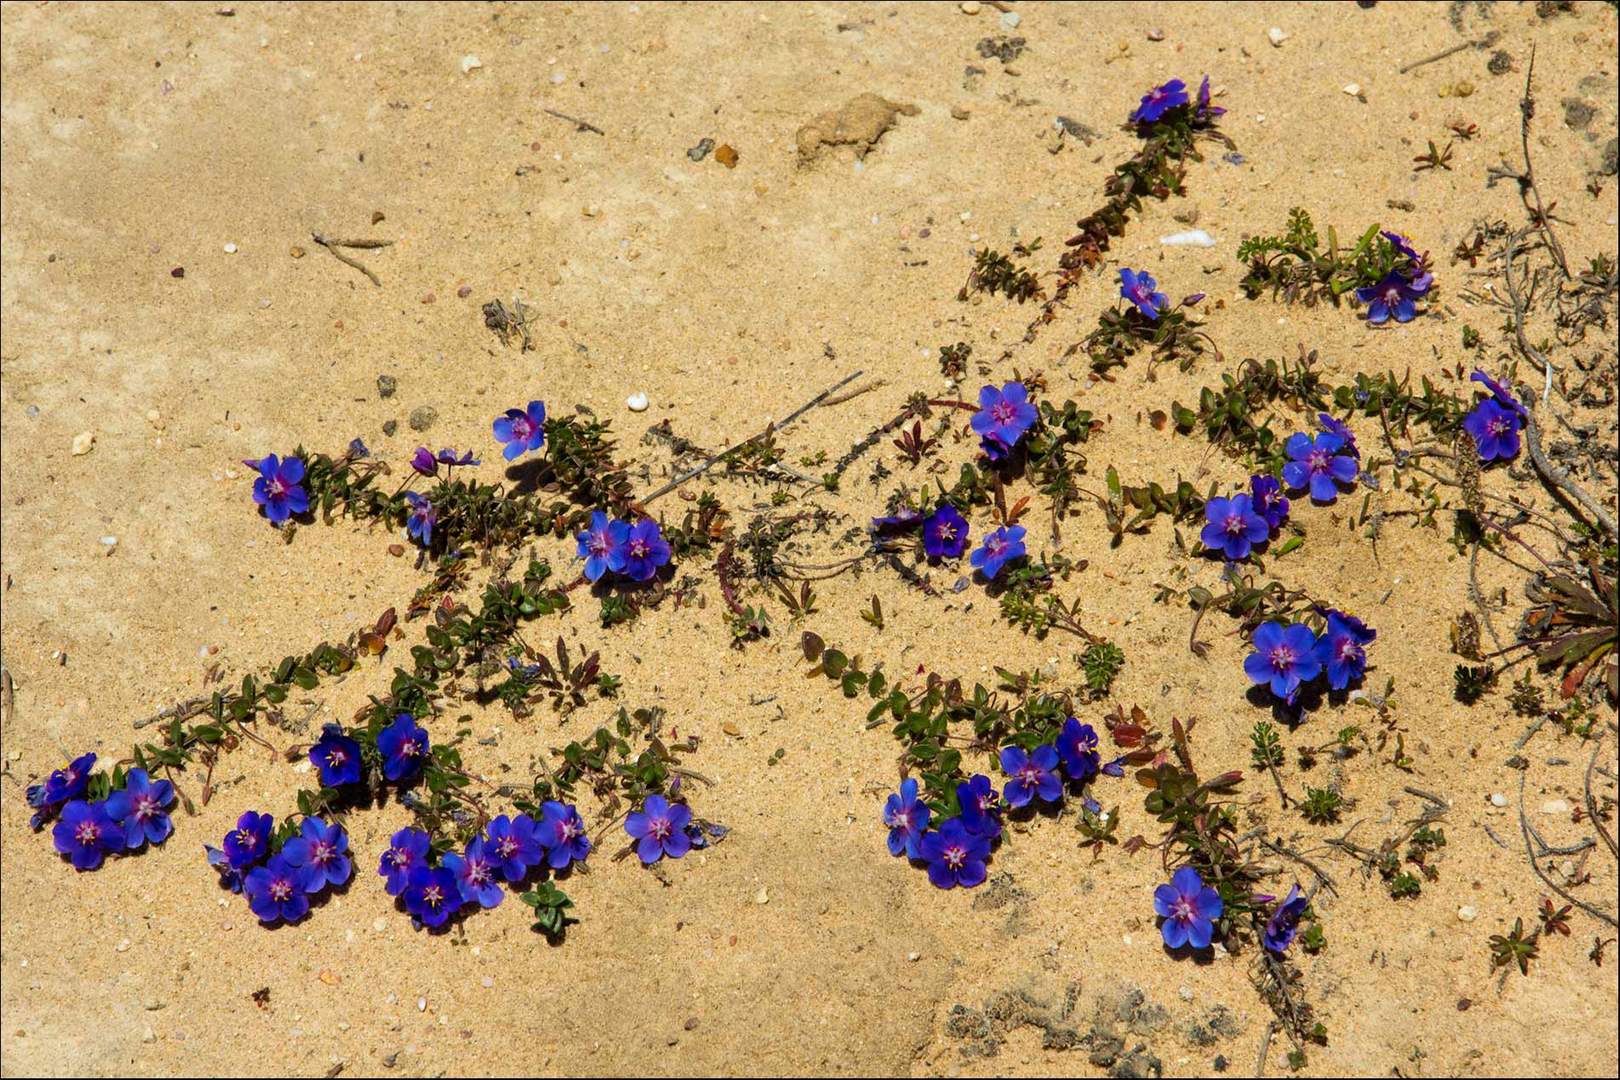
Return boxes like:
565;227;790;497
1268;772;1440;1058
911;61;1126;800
2;1;1618;1076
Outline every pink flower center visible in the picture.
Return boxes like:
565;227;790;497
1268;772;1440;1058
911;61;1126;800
1223;513;1246;535
270;879;292;901
510;417;532;441
1172;896;1195;922
497;836;518;858
648;816;671;841
132;795;157;820
268;478;287;497
1306;449;1332;473
943;844;966;870
991;402;1017;425
423;885;445;907
75;821;99;845
1269;646;1295;673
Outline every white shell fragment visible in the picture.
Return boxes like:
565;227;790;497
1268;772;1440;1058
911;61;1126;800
460;55;482;74
1159;229;1217;247
625;391;650;412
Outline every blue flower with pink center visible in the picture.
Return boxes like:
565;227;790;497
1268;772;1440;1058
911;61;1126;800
1130;78;1188;124
919;818;991;889
1282;431;1357;503
52;799;125;870
540;801;592;870
379;826;432;896
443;836;504;909
244;454;309;525
104;768;175;850
1153;866;1223;949
999;744;1062;808
282;817;351;891
626;794;692;864
970;525;1026;581
493;400;546;460
1200;493;1270;561
1244;620;1322;703
883;778;931;858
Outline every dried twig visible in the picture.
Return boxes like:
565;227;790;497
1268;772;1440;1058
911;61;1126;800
1516;48;1570;280
641;370;863;504
542;108;604;136
1588;739;1618;862
1517;771;1618;929
311;232;393;287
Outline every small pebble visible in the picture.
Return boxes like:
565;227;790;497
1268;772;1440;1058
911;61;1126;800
223;242;238;254
1457;905;1478;922
1542;799;1570;815
754;886;769;905
1000;11;1020;28
460;55;481;74
1343;83;1362;96
959;0;980;13
71;431;95;456
1489;792;1508;807
408;406;438;433
457;285;472;298
626;392;649;412
1267;27;1288;47
1159;229;1216;247
907;951;921;962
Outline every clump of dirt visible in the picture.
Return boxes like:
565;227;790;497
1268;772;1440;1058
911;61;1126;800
944;984;1083;1058
794;92;919;163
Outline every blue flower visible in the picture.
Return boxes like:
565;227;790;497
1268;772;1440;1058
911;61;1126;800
1056;718;1101;783
404;492;436;547
970;525;1026;581
883;778;931;858
1250;474;1290;532
52;799;125;870
493;400;546;460
436;447;480;469
244;854;319;924
576;511;630;582
1199;494;1270;561
955;774;1002;840
918;818;991;889
870;508;925;537
1130;78;1189;124
282;817;352;891
205;844;245;893
1469;369;1526;417
484;813;545;880
1355;271;1429;324
223;810;273;870
377;713;429;783
970;382;1038;455
104;768;175;850
1282;431;1357;503
1315;610;1376;691
27;751;96;822
1462;397;1522;462
1153;866;1223;949
922;504;970;560
620;519;672;582
1244;621;1322;703
309;725;363;787
1263;884;1309;953
244;454;309;525
1381;230;1427;274
1119;268;1170;320
443;836;504;909
379;827;432;896
403;864;463;928
410;446;438;476
1195;74;1225;122
626;795;693;864
1000;744;1063;808
1317;413;1359;460
539;801;592;870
